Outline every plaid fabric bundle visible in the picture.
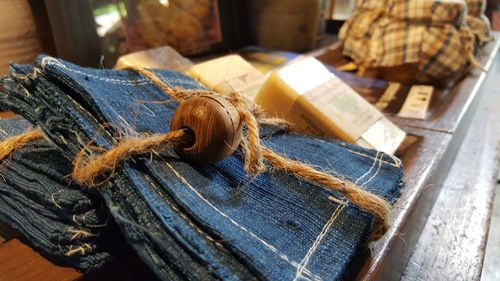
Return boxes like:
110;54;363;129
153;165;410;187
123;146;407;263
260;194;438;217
465;0;492;46
465;0;486;17
353;0;388;10
390;0;466;25
340;0;492;83
467;15;492;44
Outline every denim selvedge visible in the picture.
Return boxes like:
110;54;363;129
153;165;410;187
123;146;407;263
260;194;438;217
0;117;122;272
0;56;404;281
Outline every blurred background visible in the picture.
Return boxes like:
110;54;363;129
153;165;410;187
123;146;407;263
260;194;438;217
3;0;496;73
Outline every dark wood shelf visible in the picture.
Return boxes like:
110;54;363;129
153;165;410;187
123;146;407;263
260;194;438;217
0;239;80;281
350;35;500;281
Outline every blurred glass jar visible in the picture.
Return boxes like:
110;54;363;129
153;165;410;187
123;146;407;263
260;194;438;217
248;0;321;51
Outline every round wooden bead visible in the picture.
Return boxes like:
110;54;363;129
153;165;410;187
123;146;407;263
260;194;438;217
170;95;243;164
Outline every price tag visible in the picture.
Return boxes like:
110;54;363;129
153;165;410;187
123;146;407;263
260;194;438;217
397;85;433;120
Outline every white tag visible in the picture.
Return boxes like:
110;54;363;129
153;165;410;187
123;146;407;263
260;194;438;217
302;76;382;140
397;85;433;120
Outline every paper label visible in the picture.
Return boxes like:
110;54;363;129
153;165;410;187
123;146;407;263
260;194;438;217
214;70;264;98
397;85;433;120
359;118;406;154
301;76;382;140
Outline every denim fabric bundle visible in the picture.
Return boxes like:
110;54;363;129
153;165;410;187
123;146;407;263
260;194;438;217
0;117;121;272
0;56;404;280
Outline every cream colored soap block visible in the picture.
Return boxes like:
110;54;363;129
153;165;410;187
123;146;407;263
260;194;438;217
255;57;406;154
187;55;266;99
114;46;193;72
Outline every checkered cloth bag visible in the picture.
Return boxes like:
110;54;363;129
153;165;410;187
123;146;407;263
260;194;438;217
340;0;492;83
467;14;492;44
465;0;486;17
464;0;491;44
353;0;388;10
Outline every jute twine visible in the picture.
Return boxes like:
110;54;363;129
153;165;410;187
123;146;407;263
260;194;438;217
0;67;393;239
0;130;43;161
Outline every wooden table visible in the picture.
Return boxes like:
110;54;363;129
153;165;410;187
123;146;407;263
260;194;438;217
351;36;500;280
309;33;500;280
401;61;500;280
0;239;81;281
0;35;498;281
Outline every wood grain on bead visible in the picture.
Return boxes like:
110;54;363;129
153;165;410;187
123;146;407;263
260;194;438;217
170;95;243;164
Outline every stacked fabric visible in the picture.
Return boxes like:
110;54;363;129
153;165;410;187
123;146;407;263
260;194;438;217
0;117;121;272
340;0;493;84
0;56;404;280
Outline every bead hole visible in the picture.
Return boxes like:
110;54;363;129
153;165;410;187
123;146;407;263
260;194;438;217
179;126;196;149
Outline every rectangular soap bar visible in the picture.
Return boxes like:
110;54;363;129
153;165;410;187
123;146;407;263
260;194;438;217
114;46;193;72
187;54;266;99
255;57;406;154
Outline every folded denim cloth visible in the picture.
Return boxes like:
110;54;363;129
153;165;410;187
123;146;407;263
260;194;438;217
0;56;404;280
0;117;121;272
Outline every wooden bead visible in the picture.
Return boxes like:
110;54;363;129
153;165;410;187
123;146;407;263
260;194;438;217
170;95;243;164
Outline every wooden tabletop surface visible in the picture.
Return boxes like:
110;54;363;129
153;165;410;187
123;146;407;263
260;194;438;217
0;239;80;281
354;35;500;281
402;56;500;280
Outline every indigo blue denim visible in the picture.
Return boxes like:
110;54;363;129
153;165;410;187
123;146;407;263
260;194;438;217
0;117;121;272
0;56;404;281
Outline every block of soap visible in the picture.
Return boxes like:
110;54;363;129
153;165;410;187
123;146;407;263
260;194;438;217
114;46;193;72
255;57;406;154
187;54;266;99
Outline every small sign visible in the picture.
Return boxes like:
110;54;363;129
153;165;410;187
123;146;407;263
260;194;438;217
397;85;434;120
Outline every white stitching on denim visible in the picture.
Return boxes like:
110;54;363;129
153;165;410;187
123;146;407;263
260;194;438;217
40;56;202;93
293;202;345;281
354;151;381;185
345;148;400;168
164;162;322;281
360;152;383;188
143;174;220;246
303;139;399;167
386;152;402;167
40;56;151;85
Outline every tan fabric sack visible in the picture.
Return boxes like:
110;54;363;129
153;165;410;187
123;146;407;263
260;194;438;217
340;0;492;84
